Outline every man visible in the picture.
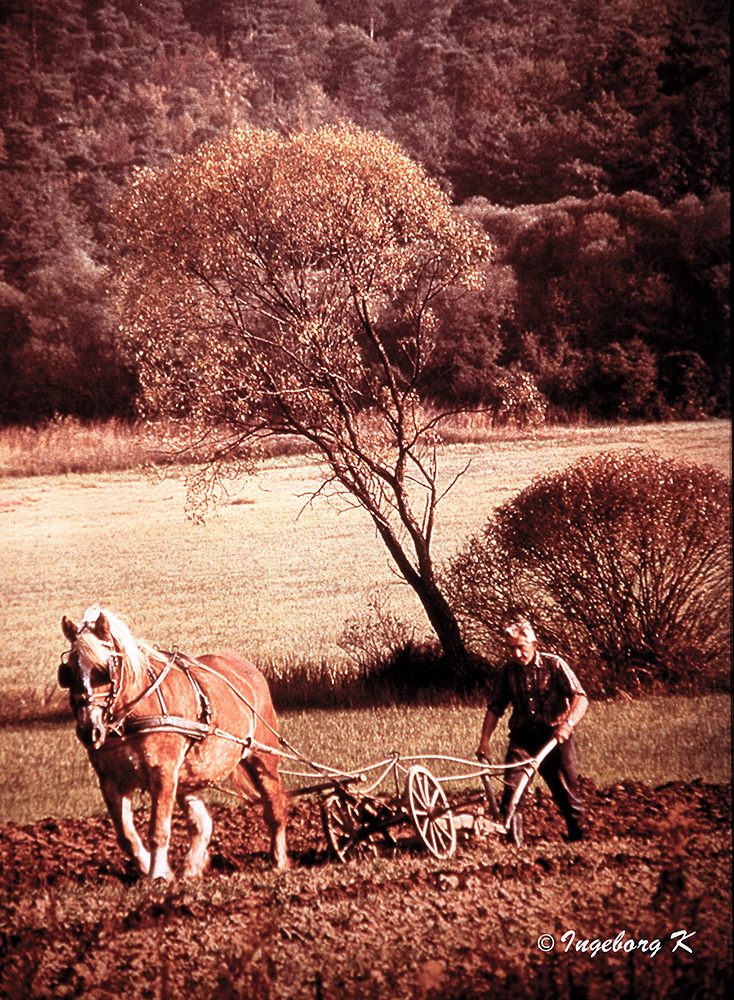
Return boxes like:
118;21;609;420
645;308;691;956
477;620;588;842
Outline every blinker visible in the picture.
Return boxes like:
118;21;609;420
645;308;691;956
58;654;73;689
107;651;123;683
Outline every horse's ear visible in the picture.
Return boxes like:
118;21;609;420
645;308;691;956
61;616;78;642
92;612;111;642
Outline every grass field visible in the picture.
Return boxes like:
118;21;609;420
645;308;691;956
1;694;729;825
1;420;730;700
0;421;730;1000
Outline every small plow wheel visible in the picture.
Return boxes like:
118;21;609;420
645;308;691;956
406;765;457;859
321;792;361;861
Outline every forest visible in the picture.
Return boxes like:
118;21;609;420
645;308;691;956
0;0;729;426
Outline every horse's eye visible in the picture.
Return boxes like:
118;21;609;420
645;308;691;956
89;665;112;686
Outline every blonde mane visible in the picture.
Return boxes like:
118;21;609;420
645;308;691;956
77;606;160;689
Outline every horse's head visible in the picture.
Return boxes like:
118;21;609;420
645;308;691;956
60;609;122;750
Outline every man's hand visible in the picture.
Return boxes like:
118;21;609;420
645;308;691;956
555;720;573;744
476;745;490;762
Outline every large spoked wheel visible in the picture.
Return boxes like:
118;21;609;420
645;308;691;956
321;792;361;861
406;766;457;859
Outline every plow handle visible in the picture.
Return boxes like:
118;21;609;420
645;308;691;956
477;754;501;821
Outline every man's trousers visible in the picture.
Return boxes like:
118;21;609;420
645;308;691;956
500;724;585;836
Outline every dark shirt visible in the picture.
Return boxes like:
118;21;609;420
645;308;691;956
486;651;586;732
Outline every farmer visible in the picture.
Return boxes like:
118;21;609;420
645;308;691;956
476;620;588;841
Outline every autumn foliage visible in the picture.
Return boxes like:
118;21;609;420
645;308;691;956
113;123;492;664
443;451;732;696
0;0;729;425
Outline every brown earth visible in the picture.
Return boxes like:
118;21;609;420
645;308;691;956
0;779;731;1000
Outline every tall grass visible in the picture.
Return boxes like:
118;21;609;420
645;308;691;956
2;414;730;480
0;694;728;825
0;416;316;480
0;417;155;478
2;411;516;480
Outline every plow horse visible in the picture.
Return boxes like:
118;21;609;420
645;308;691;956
59;607;289;880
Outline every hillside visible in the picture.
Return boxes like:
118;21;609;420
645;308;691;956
0;0;729;424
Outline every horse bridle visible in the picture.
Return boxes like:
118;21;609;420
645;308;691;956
59;636;286;757
60;639;203;741
59;632;123;723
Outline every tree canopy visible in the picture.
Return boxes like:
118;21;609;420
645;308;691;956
0;0;729;424
114;124;493;664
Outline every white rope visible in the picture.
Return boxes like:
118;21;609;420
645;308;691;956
123;644;557;793
382;753;547;773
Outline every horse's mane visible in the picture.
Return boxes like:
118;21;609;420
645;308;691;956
78;606;160;689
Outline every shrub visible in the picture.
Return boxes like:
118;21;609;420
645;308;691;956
443;451;731;696
580;339;660;420
337;588;421;673
336;588;488;704
658;350;715;419
360;641;489;705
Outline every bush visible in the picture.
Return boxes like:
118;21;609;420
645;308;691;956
336;588;488;704
337;588;421;674
443;451;731;697
360;641;489;705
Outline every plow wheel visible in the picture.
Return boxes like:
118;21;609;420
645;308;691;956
406;766;457;859
321;793;395;861
321;793;361;861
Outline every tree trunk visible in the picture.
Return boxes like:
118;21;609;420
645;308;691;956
370;515;469;677
413;573;470;675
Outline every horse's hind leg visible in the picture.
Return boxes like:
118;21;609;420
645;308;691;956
99;777;151;876
238;755;290;870
178;793;213;878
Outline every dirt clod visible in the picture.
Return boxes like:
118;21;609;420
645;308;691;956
0;778;730;999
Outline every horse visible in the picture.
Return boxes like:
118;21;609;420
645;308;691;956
58;607;289;880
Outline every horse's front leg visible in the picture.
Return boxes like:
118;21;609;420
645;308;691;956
147;763;181;882
99;775;151;877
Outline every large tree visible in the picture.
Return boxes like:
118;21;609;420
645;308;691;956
113;123;493;670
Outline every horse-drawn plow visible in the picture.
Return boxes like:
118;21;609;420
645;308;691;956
276;737;559;861
58;605;556;877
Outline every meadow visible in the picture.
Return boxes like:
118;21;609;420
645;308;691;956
1;419;729;697
0;419;730;823
1;694;729;826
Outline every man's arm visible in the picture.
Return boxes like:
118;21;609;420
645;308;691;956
554;692;589;744
477;708;500;759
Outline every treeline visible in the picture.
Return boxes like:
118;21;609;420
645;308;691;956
0;0;729;425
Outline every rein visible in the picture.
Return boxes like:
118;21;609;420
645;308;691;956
65;637;308;764
173;655;324;770
106;649;179;736
115;649;314;766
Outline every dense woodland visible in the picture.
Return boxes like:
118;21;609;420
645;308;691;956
0;0;729;426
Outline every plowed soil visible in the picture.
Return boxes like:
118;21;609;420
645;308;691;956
0;779;730;1000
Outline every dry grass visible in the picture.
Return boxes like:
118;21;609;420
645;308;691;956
0;417;154;478
4;410;724;480
0;419;729;704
